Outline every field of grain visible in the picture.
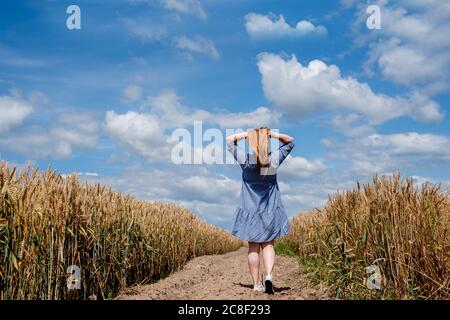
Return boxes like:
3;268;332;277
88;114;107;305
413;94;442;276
0;161;242;300
281;174;449;299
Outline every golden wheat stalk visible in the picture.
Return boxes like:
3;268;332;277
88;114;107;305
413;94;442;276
282;173;449;299
0;161;242;300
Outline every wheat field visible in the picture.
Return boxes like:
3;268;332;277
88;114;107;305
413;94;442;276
0;161;242;300
281;173;450;299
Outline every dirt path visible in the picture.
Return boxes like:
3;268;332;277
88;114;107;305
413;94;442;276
117;247;331;300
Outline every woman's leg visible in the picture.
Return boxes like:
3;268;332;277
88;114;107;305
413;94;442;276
247;242;261;286
261;240;275;276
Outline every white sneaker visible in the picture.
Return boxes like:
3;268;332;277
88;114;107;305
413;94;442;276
252;284;265;292
264;275;274;295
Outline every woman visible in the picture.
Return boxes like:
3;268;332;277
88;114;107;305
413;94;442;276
226;127;295;294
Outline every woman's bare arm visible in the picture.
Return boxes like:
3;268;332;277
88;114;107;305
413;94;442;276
226;132;248;144
269;131;294;144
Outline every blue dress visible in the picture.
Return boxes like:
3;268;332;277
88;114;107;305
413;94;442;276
227;139;295;243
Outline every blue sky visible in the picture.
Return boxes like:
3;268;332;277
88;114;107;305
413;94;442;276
1;0;449;229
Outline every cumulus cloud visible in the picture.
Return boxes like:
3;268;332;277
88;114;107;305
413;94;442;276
52;113;98;149
213;107;280;129
257;53;443;124
328;113;376;137
105;89;280;162
278;155;327;179
147;89;280;129
322;131;450;176
174;36;220;60
0;95;33;132
105;110;172;162
377;45;446;86
245;13;327;38
146;89;280;129
351;0;450;91
380;3;450;49
0;112;98;159
361;132;450;159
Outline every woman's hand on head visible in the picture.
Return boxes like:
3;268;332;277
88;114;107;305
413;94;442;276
269;131;293;144
226;131;248;143
268;130;279;139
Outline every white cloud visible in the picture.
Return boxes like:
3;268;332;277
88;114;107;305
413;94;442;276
61;172;99;179
0;95;32;132
163;0;207;20
257;53;443;124
52;113;98;149
175;36;220;60
128;0;207;20
0;112;98;159
410;175;450;190
278;171;361;216
122;18;167;42
122;84;143;101
105;89;280;162
245;13;327;38
179;174;240;203
351;159;385;175
328;113;376;137
147;89;280;129
352;0;450;91
380;3;450;49
322;131;450;177
278;155;327;179
213;107;280;129
105;110;172;162
377;45;445;86
362;132;450;159
147;89;211;128
82;172;99;176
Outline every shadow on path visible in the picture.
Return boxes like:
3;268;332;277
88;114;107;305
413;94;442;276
235;282;291;293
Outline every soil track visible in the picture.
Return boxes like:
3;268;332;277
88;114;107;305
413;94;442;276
117;247;331;300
